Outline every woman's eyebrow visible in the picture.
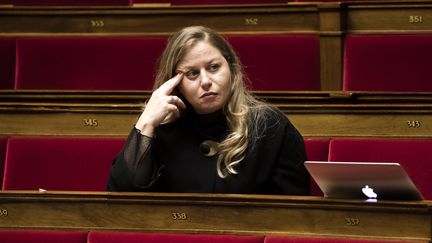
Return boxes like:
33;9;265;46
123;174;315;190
179;58;221;70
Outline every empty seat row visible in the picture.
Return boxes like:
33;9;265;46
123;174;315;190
0;136;430;199
2;34;432;92
0;35;320;91
0;230;414;243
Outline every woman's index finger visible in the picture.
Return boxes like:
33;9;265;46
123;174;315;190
160;72;184;95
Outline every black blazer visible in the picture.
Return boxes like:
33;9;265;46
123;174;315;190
108;109;310;195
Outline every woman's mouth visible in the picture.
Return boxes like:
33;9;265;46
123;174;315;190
200;92;217;99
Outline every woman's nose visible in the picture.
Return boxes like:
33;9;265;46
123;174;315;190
200;71;212;89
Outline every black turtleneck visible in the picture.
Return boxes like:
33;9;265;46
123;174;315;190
107;108;310;195
187;109;228;142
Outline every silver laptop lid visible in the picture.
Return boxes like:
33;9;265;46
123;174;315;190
305;161;423;200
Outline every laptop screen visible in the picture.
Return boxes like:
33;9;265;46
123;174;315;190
305;161;423;201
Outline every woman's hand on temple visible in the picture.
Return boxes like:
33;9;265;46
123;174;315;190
135;73;186;137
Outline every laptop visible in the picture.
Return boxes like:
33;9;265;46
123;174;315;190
305;161;424;200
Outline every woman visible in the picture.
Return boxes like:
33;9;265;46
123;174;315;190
107;26;310;195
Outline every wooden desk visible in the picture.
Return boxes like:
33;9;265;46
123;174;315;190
0;191;430;242
2;91;432;138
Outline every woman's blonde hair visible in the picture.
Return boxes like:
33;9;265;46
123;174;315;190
154;26;274;178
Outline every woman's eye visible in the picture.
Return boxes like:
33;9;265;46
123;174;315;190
209;64;220;72
186;70;199;80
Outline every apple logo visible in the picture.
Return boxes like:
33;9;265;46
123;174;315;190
362;185;378;199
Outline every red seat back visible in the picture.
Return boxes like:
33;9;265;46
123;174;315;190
294;0;383;2
0;137;7;189
171;0;288;4
3;137;125;191
132;0;170;4
227;35;320;91
304;138;330;196
15;37;167;90
344;34;432;92
265;236;410;243
0;230;87;243
328;138;432;200
0;38;15;89
88;232;264;243
11;0;131;5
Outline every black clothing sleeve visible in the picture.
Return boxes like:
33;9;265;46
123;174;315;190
270;118;310;195
107;128;160;191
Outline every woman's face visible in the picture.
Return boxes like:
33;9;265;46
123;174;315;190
176;41;231;114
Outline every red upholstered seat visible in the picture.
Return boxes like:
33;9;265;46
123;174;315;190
227;35;320;91
0;230;87;243
304;138;330;162
88;232;264;243
344;34;432;92
0;137;7;189
2;137;125;191
294;0;382;2
172;0;288;4
132;0;169;4
15;37;167;90
11;0;131;5
0;38;15;89
328;138;432;200
304;138;330;196
265;236;410;243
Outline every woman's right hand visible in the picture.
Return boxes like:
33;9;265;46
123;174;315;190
135;73;186;137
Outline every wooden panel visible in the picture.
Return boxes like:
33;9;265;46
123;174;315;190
319;36;343;91
0;191;430;242
346;2;432;34
2;109;432;137
290;113;432;138
318;3;344;91
2;91;432;137
0;5;319;36
0;91;144;136
0;112;137;136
